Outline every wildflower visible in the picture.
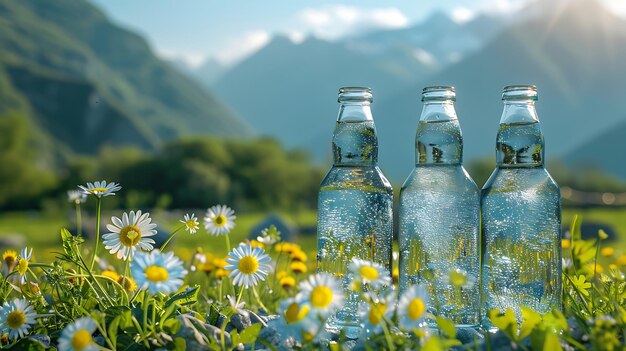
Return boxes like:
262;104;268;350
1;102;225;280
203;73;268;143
276;270;288;280
562;258;573;269
131;251;187;294
290;250;307;262
273;298;320;343
359;293;395;335
67;190;87;205
397;285;429;331
0;298;37;340
257;225;281;245
298;273;344;318
290;261;308;274
180;213;199;234
15;247;32;284
204;205;236;236
587;263;604;274
57;316;98;351
348;258;391;289
226;295;246;314
561;239;571;250
276;242;299;254
101;270;120;282
118;275;138;292
250;240;265;249
78;180;121;198
280;276;296;289
601;247;614;257
103;210;157;261
571;275;591;296
216;269;229;278
617;255;626;266
225;243;271;288
1;250;17;277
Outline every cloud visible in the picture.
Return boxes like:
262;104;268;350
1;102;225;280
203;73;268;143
481;0;529;15
157;49;206;69
602;0;626;16
451;7;476;24
297;5;409;40
215;30;271;64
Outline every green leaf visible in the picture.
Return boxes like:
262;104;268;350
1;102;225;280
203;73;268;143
598;229;608;240
5;338;46;351
421;335;444;351
570;215;581;241
519;306;541;340
488;308;518;340
436;316;456;338
207;304;220;326
238;323;262;344
165;285;199;308
171;337;186;351
542;332;562;351
60;228;77;260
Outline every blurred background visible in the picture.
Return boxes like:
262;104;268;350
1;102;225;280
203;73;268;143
0;0;625;258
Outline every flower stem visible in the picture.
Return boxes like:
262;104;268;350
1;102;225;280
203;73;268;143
252;285;268;312
236;285;245;305
160;225;184;252
76;202;83;236
225;235;232;253
90;197;102;271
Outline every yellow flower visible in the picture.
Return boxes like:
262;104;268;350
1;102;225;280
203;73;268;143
216;269;229;278
117;275;138;292
561;239;571;250
17;259;28;276
601;247;615;257
276;242;300;254
290;261;307;274
587;263;604;275
250;240;265;249
2;250;17;273
276;270;288;280
101;270;120;282
616;255;626;266
290;250;307;262
280;276;296;289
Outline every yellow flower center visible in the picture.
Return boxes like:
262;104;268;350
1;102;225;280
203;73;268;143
408;298;425;320
117;276;137;292
119;225;142;247
359;266;379;281
17;259;28;275
285;302;310;324
238;256;259;275
368;303;387;325
185;220;198;229
310;286;333;308
214;214;227;226
144;266;169;283
71;329;93;350
6;310;26;329
89;187;107;193
3;250;17;269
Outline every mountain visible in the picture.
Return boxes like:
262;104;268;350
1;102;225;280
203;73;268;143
211;12;505;163
0;0;252;157
563;120;626;179
376;0;626;180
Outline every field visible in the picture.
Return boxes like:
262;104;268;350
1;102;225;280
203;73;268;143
0;207;624;262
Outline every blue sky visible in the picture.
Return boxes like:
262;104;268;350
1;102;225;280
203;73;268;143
90;0;624;67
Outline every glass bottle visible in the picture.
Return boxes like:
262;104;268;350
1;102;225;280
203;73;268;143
317;87;393;337
398;86;480;328
480;85;562;329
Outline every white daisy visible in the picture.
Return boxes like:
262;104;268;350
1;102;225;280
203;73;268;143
131;251;187;294
204;205;236;235
397;285;429;331
226;295;246;314
57;317;98;351
271;298;320;343
0;298;37;340
180;213;200;234
15;247;33;284
297;273;345;319
67;190;87;205
348;258;391;289
358;292;396;336
78;180;121;198
103;210;157;261
225;243;271;288
2;249;18;278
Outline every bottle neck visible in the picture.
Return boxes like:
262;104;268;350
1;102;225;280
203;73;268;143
496;100;544;167
415;101;463;165
333;102;378;166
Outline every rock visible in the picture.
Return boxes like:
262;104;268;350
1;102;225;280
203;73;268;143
93;335;106;347
474;330;515;351
248;311;268;328
456;327;484;345
230;311;252;331
176;314;232;350
568;317;584;341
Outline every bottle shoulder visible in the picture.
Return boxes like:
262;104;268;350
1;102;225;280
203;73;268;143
320;165;393;193
482;166;560;196
400;165;479;194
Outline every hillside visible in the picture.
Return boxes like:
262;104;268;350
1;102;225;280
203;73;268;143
0;0;252;157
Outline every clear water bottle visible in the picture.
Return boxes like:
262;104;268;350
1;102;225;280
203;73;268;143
481;85;562;329
398;86;480;328
317;87;393;337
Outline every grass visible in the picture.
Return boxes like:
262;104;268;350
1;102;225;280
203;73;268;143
0;207;623;262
